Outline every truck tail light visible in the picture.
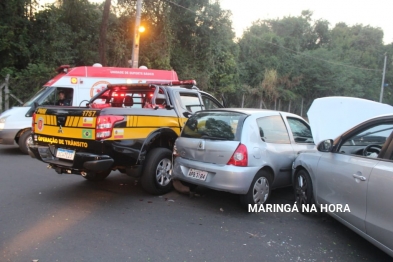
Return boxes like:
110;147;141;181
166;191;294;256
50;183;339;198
95;115;124;140
227;144;248;167
32;112;36;132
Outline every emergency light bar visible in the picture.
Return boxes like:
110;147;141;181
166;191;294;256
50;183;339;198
107;80;197;89
169;80;197;86
56;65;71;74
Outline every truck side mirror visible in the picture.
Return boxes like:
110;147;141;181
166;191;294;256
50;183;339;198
183;112;192;118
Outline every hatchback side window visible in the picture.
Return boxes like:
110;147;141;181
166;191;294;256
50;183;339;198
287;117;314;144
256;115;290;144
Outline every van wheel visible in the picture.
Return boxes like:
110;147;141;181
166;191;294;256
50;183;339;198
19;130;32;154
82;170;111;181
240;170;272;208
141;148;173;195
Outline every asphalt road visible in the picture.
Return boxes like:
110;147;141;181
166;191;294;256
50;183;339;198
0;144;391;262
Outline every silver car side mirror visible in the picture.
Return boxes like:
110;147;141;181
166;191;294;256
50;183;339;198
318;139;333;152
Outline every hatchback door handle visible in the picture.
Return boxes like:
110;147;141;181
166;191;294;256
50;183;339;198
353;174;366;181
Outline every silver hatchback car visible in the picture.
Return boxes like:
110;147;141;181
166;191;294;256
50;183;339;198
172;108;314;207
293;114;393;257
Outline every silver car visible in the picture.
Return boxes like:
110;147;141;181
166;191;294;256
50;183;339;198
293;114;393;257
172;108;314;207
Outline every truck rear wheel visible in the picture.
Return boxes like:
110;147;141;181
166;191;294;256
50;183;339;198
82;170;111;181
141;148;173;195
19;130;32;154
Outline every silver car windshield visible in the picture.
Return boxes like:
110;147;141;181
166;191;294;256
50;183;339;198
182;111;245;140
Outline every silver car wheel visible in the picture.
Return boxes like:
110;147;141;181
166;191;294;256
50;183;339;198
253;177;270;204
294;169;314;213
156;158;172;187
296;175;306;202
295;172;309;205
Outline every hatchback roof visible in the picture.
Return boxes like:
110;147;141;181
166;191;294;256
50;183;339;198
200;108;304;118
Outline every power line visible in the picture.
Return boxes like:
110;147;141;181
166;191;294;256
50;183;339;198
165;0;197;14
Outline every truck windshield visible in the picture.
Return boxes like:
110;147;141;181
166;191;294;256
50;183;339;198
23;86;52;106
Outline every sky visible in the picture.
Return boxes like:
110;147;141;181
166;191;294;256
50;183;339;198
42;0;393;44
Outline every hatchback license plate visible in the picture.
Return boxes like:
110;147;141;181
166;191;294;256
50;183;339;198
188;168;208;181
56;148;75;160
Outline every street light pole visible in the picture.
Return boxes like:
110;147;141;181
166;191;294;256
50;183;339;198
131;0;142;68
379;53;387;103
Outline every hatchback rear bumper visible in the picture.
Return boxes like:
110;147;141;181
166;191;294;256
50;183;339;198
173;157;260;194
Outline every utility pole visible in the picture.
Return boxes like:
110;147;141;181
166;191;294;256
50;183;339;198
379;53;387;103
131;0;142;68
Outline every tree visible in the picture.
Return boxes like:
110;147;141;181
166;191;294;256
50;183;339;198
0;0;34;73
99;0;112;66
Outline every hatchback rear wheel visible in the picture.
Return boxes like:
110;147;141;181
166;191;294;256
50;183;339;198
240;170;272;208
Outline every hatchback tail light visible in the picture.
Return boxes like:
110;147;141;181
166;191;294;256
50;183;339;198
227;143;248;166
96;115;124;140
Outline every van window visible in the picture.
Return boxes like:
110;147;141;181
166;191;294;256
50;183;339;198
23;87;49;106
41;87;74;106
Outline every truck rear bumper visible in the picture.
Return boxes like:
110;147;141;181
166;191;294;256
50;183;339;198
28;144;114;172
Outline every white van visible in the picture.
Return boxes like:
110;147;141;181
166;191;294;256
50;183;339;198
0;63;179;153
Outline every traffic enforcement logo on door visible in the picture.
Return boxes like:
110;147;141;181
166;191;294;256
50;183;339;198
37;117;44;131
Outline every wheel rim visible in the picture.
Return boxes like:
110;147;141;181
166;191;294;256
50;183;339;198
252;177;269;204
295;174;308;205
25;135;33;152
155;158;172;186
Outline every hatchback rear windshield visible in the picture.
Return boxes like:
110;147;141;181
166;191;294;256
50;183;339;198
181;111;246;140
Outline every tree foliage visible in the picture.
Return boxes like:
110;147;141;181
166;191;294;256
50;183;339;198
0;0;392;112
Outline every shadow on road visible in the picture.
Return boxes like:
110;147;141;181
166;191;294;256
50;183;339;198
0;145;25;155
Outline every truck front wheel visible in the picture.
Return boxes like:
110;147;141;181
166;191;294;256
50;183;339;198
141;148;173;195
19;130;32;154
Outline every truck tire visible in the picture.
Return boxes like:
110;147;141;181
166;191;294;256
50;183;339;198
19;130;32;154
82;170;111;181
141;148;173;195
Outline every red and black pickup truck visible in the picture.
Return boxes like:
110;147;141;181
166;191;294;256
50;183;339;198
28;80;224;195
